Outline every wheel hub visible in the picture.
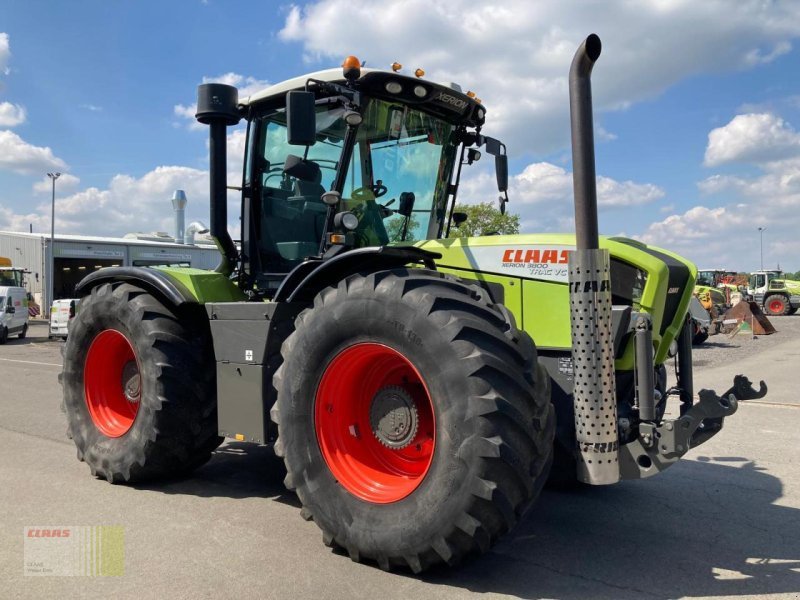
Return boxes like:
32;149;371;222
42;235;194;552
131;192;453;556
369;385;419;449
122;361;141;403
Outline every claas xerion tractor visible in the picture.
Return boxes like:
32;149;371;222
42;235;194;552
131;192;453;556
61;35;766;572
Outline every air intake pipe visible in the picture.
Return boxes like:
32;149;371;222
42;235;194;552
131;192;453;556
195;83;240;275
567;34;620;485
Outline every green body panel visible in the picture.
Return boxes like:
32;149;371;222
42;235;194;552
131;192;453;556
694;284;727;305
521;279;572;348
771;278;800;295
151;266;247;303
413;234;697;368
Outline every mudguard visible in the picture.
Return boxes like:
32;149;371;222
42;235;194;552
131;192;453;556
75;267;196;306
273;246;441;303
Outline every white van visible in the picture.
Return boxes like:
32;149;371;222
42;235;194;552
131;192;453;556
50;298;80;339
0;286;29;344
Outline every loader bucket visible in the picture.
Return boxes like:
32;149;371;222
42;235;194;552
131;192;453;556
723;301;776;335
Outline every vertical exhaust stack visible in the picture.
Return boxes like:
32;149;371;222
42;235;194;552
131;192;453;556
567;34;620;485
195;83;241;275
171;190;187;245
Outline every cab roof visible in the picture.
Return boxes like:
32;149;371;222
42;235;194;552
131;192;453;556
239;68;485;128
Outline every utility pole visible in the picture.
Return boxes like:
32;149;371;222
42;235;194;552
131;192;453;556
758;227;766;271
47;172;61;312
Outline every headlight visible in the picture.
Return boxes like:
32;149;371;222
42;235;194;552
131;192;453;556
385;81;402;94
334;211;359;231
668;339;678;358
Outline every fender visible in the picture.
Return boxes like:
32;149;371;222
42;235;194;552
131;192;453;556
274;246;441;303
75;267;196;308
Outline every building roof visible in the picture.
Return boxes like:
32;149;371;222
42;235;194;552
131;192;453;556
0;230;218;250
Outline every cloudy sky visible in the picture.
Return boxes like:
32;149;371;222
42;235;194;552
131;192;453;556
1;0;799;271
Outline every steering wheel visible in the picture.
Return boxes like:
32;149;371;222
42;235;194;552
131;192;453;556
351;184;388;201
351;186;377;203
371;183;388;198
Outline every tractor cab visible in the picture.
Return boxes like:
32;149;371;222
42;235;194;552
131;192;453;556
208;60;509;297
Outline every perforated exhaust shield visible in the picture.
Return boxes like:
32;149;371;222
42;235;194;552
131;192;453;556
569;248;620;484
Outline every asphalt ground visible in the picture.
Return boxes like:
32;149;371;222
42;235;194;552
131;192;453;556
1;318;799;600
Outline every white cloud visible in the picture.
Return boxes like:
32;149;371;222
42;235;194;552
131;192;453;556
643;119;800;270
704;113;800;167
458;161;664;231
278;0;800;156
79;104;103;112
204;73;270;99
0;32;9;77
0;164;245;242
0;130;68;174
174;72;270;130
32;173;81;194
638;202;800;271
0;101;25;126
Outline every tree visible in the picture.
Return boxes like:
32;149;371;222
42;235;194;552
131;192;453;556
446;202;520;238
386;213;420;242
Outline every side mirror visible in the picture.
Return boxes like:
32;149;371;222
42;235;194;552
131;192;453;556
286;91;317;146
495;154;508;193
398;192;415;217
452;212;468;227
482;136;508;193
6;305;15;314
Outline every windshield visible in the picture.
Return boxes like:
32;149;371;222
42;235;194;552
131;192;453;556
252;98;457;272
346;99;456;245
0;270;23;287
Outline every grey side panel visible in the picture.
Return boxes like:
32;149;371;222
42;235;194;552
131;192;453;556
217;363;269;443
207;301;302;443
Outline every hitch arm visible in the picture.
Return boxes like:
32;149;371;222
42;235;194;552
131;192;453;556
619;377;748;480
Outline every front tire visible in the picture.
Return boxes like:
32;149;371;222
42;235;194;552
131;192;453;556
62;283;222;482
764;294;789;316
272;269;554;572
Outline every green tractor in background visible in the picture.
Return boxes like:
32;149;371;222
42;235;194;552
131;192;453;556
61;36;765;572
748;270;800;316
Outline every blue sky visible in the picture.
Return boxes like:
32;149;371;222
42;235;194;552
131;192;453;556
1;0;800;271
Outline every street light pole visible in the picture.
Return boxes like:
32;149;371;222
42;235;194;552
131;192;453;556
758;227;766;271
47;172;61;313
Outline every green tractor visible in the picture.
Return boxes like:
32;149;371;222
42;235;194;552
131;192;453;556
748;270;800;316
61;35;765;572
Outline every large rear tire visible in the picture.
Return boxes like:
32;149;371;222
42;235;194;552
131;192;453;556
272;269;554;572
764;294;789;316
62;283;222;482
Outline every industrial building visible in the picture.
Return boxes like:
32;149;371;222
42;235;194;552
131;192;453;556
0;231;221;310
0;190;223;311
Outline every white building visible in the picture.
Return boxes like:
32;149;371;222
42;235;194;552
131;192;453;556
0;231;221;310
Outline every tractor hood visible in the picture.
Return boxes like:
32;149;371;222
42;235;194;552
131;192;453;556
413;233;697;365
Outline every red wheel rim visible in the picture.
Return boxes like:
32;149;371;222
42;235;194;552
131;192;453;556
315;343;435;504
769;299;783;313
84;329;141;438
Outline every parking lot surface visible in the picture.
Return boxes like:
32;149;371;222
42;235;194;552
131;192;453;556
1;319;799;599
